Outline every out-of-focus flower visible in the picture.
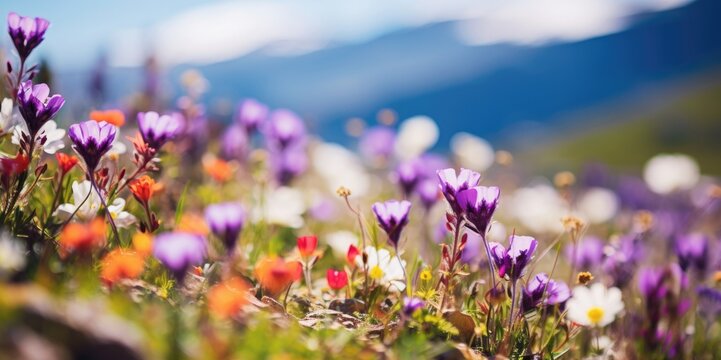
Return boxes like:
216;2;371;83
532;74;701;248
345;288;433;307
566;283;624;327
312;142;369;196
100;249;145;286
489;235;537;280
416;179;439;210
207;277;251;318
372;200;411;249
270;146;307;185
576;187;619;224
457;186;500;235
675;233;708;272
68;120;116;172
0;98;17;135
235;99;268;134
137;111;184;150
0;232;26;277
357;246;406;291
203;156;234;182
437;168;481;217
394;159;422;196
55;153;78;175
297;235;318;258
254;256;302;295
12;119;65;154
205;202;246;253
129;175;156;205
403;297;425;316
638;265;687;301
323;230;356;258
309;197;336;222
132;232;153;258
0;152;29;178
450;132;494;172
347;244;360;267
564;236;605;271
176;213;210;236
460;228;483;264
89;109;125;127
7;12;49;60
507;184;566;234
58;218;106;255
16;81;65;139
252;186;306;228
326;268;348;290
265;109;305;150
394;116;438;160
153;232;207;281
358;126;395;164
521;273;570;313
697;286;721;320
55;180;136;227
221;124;249;160
643;154;700;195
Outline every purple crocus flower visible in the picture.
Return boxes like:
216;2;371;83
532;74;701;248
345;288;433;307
236;98;269;134
415;179;439;210
16;81;65;138
205;202;246;253
7;12;49;60
372;200;412;249
68;120;117;172
457;186;500;235
521;273;570;313
265;109;305;150
153;232;207;282
395;160;422;197
564;236;605;271
359;126;395;163
402;296;425;316
437;168;481;216
269;145;308;185
221;124;249;161
137;111;184;150
675;233;708;272
489;235;538;280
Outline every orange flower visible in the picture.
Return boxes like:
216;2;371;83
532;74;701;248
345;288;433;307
58;218;106;255
254;256;301;295
203;156;233;183
207;277;251;318
129;175;156;204
177;213;209;236
89;109;125;127
55;153;78;175
132;232;153;257
100;248;145;286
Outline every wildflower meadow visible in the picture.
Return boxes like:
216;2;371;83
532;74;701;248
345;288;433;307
1;10;720;360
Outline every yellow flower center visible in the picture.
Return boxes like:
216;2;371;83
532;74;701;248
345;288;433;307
420;269;432;281
587;306;604;325
369;265;384;280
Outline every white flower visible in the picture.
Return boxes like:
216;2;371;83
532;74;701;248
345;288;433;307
252;186;306;228
325;230;358;258
54;180;136;227
312;142;370;197
566;283;624;327
507;184;566;234
394;116;438;160
451;132;494;172
0;232;26;277
106;136;128;157
643;154;700;194
0;98;17;134
356;246;406;292
577;187;619;224
12;119;66;154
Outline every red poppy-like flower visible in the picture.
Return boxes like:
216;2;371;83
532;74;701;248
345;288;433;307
346;244;360;267
297;235;318;258
327;268;348;290
255;256;301;295
55;152;78;175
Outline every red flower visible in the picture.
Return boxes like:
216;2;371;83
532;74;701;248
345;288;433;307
326;268;348;290
55;153;78;175
129;175;156;204
297;235;318;258
0;152;29;177
346;244;360;267
255;256;302;295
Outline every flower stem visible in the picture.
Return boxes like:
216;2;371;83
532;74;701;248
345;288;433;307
90;176;120;244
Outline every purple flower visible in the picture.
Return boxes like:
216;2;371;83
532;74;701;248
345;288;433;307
437;168;481;216
457;186;500;235
698;286;721;320
564;236;605;270
415;179;439;210
521;273;570;313
137;111;184;150
68;120;117;172
402;296;425;316
372;200;412;249
235;98;268;134
205;202;246;253
269;145;307;185
153;232;207;281
265;109;305;150
7;12;49;60
489;235;537;280
675;233;708;272
359;126;395;163
395;160;422;196
221;124;249;161
16;81;65;138
638;265;687;300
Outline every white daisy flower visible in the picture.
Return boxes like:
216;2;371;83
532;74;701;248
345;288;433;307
356;246;406;292
0;231;26;277
54;180;136;227
566;283;624;327
12;119;66;154
0;98;18;135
